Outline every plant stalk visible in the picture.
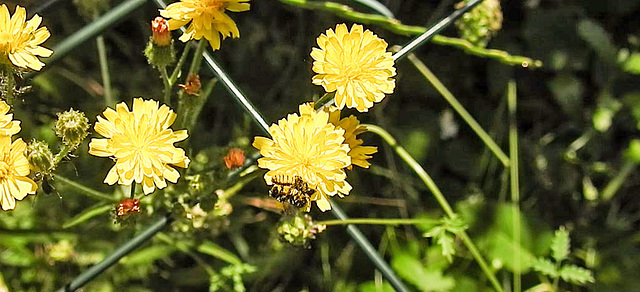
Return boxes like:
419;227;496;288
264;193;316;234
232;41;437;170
508;80;521;292
96;35;113;106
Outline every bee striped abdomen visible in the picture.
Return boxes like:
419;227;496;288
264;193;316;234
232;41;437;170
269;175;316;208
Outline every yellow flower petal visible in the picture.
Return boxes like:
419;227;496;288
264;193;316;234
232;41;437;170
311;23;396;112
89;98;190;194
0;136;37;211
0;4;52;71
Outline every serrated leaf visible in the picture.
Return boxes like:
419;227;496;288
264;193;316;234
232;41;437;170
437;233;456;263
531;258;558;278
443;215;468;234
559;264;595;285
391;252;455;292
551;228;570;263
423;226;445;239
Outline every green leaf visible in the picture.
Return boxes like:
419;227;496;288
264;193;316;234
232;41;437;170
62;204;112;229
121;244;176;265
559;264;595;285
531;258;558;278
391;252;455;292
486;231;535;273
621;51;640;74
577;19;618;64
625;139;640;163
548;73;584;118
437;233;456;263
198;241;242;265
358;281;395;292
442;215;468;234
551;227;570;263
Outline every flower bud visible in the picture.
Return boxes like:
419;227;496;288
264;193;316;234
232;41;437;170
26;140;55;174
277;214;326;248
144;18;175;68
454;0;503;47
179;74;201;96
151;17;171;47
223;148;245;169
55;108;89;147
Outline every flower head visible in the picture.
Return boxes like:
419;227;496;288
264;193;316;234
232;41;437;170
0;4;53;71
89;98;190;194
0;100;20;136
160;0;250;50
151;17;172;47
299;103;377;169
0;136;38;210
253;103;352;211
55;108;90;147
311;24;396;112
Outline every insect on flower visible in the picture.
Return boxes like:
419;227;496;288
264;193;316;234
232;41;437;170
269;175;316;208
117;198;141;217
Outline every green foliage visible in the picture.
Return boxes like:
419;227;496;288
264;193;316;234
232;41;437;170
391;251;455;292
531;227;595;287
421;215;468;262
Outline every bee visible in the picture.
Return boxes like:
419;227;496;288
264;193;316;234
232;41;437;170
116;198;141;217
269;175;316;208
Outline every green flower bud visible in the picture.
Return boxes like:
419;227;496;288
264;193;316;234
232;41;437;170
144;39;175;68
55;108;89;147
26;140;55;174
455;0;503;47
277;214;325;248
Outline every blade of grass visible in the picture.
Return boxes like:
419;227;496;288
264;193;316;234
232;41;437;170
407;53;510;167
508;80;521;292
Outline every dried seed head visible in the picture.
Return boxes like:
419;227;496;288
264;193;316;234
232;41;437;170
179;74;201;96
223;148;245;169
116;198;141;217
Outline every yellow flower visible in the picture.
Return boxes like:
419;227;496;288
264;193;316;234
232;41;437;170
311;23;396;112
0;136;37;211
299;103;377;170
89;98;190;194
0;100;20;136
160;0;250;50
0;4;52;71
253;103;352;212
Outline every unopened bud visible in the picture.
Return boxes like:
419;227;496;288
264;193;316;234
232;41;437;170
179;74;201;96
455;0;503;47
277;214;326;248
55;108;89;147
116;198;141;217
223;148;245;169
151;17;171;47
26;140;55;174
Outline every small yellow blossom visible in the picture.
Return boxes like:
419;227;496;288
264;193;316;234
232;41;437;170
160;0;250;50
0;4;52;71
299;103;377;170
89;98;190;194
311;23;396;112
0;136;37;211
253;103;352;212
0;100;20;136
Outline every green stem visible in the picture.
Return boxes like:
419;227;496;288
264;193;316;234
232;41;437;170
601;160;638;201
187;40;206;76
277;0;541;67
318;217;438;226
508;80;521;292
314;92;336;110
159;65;171;105
365;124;504;292
220;167;259;200
4;68;14;105
169;44;192;86
55;216;170;292
130;182;136;199
53;144;71;167
407;54;510;168
96;35;113;106
54;174;118;202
